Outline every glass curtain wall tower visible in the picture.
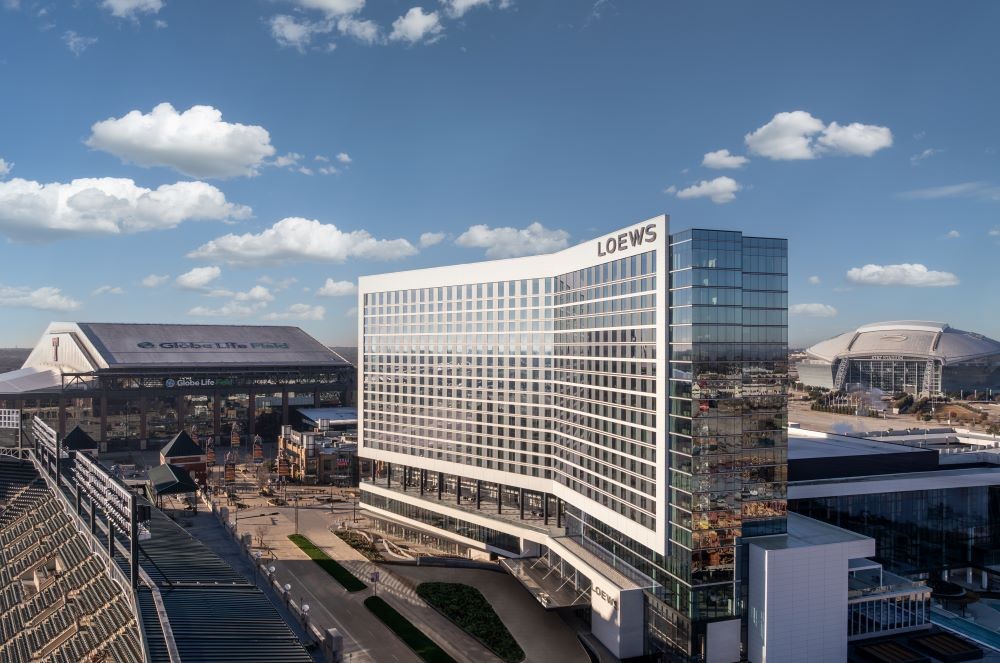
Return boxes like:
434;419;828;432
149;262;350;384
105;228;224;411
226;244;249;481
662;230;788;657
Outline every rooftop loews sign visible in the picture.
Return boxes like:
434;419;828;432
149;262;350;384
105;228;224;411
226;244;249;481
597;223;658;257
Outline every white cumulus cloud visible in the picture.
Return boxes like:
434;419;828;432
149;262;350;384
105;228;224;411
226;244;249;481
176;266;222;290
87;103;277;179
286;0;365;15
0;158;12;178
318;279;357;296
188;217;418;264
846;263;958;287
92;285;124;296
0;285;81;311
0;177;249;241
63;31;98;56
188;301;266;318
807;275;821;285
270;14;334;52
945;230;960;239
336;152;352;164
265;303;326;320
419;231;445;247
745;111;892;160
456;222;569;258
141;274;169;288
817;121;894;157
702;149;748;169
673;176;741;204
390;7;443;44
790;303;837;317
337;17;380;44
440;0;492;18
236;285;275;302
101;0;163;18
258;276;297;291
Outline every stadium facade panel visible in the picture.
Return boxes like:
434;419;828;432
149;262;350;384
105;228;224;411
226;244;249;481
797;321;1000;396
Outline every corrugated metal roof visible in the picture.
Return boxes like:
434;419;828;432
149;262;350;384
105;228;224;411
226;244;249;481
148;464;198;496
75;322;345;368
0;366;62;394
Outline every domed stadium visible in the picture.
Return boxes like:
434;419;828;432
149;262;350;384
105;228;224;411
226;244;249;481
796;321;1000;396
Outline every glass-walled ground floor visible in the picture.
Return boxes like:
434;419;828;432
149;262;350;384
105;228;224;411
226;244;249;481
359;460;722;662
1;384;350;449
790;485;1000;577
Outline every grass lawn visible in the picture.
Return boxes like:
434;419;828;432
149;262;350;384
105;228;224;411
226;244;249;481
286;534;367;592
416;582;525;663
364;596;458;663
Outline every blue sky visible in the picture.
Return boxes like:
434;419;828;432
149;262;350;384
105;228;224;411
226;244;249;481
0;0;997;348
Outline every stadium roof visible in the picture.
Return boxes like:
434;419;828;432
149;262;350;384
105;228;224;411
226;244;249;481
22;321;347;372
805;320;1000;366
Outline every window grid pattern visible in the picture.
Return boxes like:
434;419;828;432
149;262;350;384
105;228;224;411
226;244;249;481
362;250;661;527
363;278;553;477
552;250;658;527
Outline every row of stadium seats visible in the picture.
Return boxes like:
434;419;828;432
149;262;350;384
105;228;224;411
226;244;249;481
0;459;143;663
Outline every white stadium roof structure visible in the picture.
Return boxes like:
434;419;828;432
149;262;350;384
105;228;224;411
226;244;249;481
798;321;1000;395
0;322;351;395
805;321;1000;366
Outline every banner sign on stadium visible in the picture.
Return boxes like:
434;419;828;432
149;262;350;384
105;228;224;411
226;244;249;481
138;341;290;350
162;377;235;388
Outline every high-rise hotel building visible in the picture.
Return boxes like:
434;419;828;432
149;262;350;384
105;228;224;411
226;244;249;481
358;216;790;661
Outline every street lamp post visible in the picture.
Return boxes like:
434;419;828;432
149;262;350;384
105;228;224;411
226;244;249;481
252;551;262;587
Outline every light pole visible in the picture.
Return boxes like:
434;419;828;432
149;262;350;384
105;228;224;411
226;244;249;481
252;551;262;587
283;583;292;608
301;602;310;634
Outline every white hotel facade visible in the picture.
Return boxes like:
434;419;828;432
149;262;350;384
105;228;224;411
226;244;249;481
358;216;878;662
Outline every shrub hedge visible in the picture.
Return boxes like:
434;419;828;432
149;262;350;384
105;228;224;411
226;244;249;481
364;596;457;663
416;582;525;663
287;534;367;592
